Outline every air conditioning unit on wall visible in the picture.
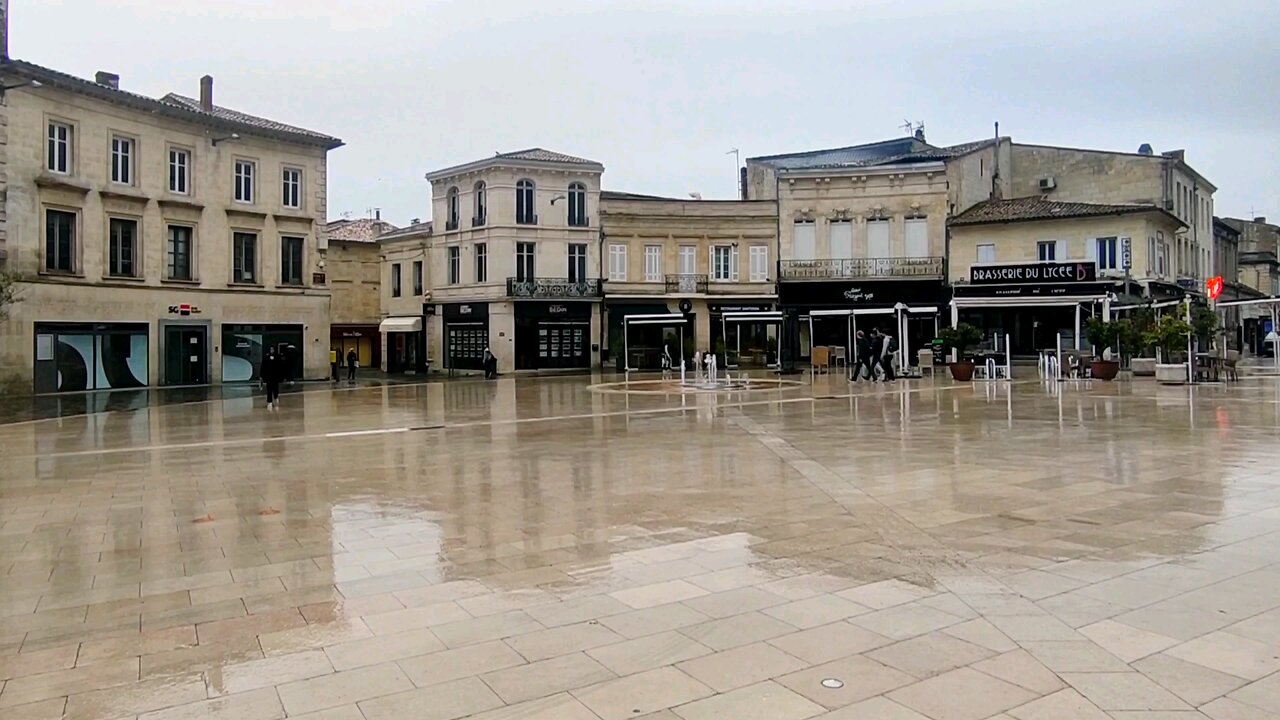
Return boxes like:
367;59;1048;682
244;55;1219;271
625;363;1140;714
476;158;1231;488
1038;177;1057;191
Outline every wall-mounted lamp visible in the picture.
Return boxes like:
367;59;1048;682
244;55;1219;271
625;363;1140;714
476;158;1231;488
0;79;42;99
211;132;240;146
550;194;567;205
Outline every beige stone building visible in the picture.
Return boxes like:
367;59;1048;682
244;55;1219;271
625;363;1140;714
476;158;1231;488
376;221;432;372
598;192;776;368
0;59;342;392
325;215;395;370
421;149;603;372
746;133;1008;363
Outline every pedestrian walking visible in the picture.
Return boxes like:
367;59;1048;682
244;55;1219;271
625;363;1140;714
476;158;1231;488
482;347;498;379
852;330;873;381
878;329;897;381
346;348;359;382
260;347;284;410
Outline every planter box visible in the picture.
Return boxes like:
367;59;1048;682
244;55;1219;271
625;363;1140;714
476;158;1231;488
1131;358;1156;377
949;361;975;381
1155;363;1187;385
1090;359;1120;381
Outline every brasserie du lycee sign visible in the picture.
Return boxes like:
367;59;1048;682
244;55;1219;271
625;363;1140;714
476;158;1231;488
970;261;1096;285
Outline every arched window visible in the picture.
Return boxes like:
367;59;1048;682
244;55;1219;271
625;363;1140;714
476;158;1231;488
473;181;486;227
516;179;536;225
567;182;587;227
446;186;460;231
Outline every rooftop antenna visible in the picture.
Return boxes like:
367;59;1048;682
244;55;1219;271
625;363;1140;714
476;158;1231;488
341;210;353;220
900;119;914;136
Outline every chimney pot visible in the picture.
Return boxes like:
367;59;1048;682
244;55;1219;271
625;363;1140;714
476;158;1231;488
95;71;119;89
199;75;213;112
375;209;381;221
1256;216;1268;224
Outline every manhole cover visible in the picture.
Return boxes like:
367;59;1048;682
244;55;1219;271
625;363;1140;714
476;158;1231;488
821;678;844;689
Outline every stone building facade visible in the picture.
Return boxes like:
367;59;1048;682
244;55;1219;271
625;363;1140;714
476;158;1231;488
598;192;776;368
377;221;432;373
423;149;604;373
325;216;393;370
0;59;342;392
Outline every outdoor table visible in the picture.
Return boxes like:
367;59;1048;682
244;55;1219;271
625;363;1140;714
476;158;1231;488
1194;354;1222;382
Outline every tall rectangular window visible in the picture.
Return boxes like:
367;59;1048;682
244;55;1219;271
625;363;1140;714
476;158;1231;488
607;244;626;281
976;243;996;264
391;263;402;296
678;245;697;275
412;260;423;295
108;218;138;277
829;219;852;259
569;243;588;282
904;218;929;258
448;246;460;285
281;167;302;209
712;245;736;281
749;245;769;281
45;209;76;273
1095;236;1119;270
168;148;189;194
234;160;255;203
110;136;133;185
47;122;71;174
516;242;536;281
281;236;304;285
867;219;890;258
167;225;193;280
793;220;816;260
232;232;257;283
644;244;662;281
475;242;487;282
1037;241;1057;262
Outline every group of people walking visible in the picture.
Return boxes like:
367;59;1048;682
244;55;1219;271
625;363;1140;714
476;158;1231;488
852;328;897;382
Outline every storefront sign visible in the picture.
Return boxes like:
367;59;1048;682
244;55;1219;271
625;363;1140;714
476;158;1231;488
969;262;1096;285
1206;276;1224;301
515;301;591;320
954;281;1111;298
778;280;946;308
708;303;774;313
842;287;875;302
167;303;202;316
443;302;489;320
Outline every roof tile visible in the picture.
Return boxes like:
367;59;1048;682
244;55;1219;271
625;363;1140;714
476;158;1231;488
950;198;1169;226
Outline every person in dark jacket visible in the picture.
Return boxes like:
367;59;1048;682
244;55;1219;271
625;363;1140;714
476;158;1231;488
346;348;359;382
482;347;498;379
852;330;873;381
260;348;284;409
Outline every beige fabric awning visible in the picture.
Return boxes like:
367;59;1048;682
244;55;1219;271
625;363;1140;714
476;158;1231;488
379;317;422;333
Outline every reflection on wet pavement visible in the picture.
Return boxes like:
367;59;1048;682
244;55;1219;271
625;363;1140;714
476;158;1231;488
2;374;1280;719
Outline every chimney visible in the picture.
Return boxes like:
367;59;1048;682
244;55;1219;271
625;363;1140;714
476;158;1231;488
374;208;381;221
1255;217;1268;224
199;75;213;111
95;71;119;89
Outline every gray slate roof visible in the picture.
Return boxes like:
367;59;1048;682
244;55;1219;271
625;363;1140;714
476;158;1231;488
495;148;599;165
2;59;343;149
950;198;1169;226
751;137;995;172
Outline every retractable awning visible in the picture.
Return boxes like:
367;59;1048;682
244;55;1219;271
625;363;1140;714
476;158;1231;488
379;317;422;333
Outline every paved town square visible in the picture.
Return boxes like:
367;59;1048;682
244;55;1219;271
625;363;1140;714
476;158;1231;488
2;374;1280;719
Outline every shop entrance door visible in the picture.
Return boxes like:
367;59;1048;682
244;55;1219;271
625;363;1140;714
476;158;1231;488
164;325;206;385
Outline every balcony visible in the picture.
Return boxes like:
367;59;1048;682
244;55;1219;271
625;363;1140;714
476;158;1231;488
664;274;708;294
507;277;600;299
780;257;944;281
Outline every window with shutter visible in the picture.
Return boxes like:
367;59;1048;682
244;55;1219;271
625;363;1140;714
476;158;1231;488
904;218;928;257
793;220;816;260
867;220;890;258
829;220;852;259
749;246;768;281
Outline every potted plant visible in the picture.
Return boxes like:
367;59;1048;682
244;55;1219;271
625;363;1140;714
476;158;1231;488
1123;308;1157;376
1084;318;1122;380
1145;315;1193;384
937;323;984;381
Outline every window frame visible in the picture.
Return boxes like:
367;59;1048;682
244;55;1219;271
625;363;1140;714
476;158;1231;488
569;243;588;282
47;119;73;174
166;224;196;281
567;182;588;227
446;186;460;231
281;166;303;210
168;145;191;195
110;134;135;186
678;245;697;275
475;242;487;283
44;208;78;274
644;244;662;282
515;241;536;280
976;243;996;264
473;181;487;227
749;245;769;282
828;219;853;259
516;179;537;225
1094;236;1119;271
448;246;460;285
711;245;737;282
231;231;259;284
233;158;256;204
107;216;141;278
391;262;402;297
280;235;305;286
607;243;627;282
1037;241;1056;262
412;260;423;295
792;219;817;260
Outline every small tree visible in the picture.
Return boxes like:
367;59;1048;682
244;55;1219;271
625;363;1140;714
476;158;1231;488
1145;315;1193;363
1085;318;1122;358
937;323;983;361
1117;319;1148;363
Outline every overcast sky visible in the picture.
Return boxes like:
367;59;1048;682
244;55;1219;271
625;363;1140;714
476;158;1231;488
14;0;1279;226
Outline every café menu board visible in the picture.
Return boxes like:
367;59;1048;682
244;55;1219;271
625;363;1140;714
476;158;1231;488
970;261;1097;285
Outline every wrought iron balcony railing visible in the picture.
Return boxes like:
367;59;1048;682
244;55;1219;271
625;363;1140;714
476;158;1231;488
507;277;600;298
664;274;708;293
780;256;944;280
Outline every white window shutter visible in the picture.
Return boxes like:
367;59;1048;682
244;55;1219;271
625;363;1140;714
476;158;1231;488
731;247;740;281
709;246;715;280
1055;240;1067;261
1085;238;1097;263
